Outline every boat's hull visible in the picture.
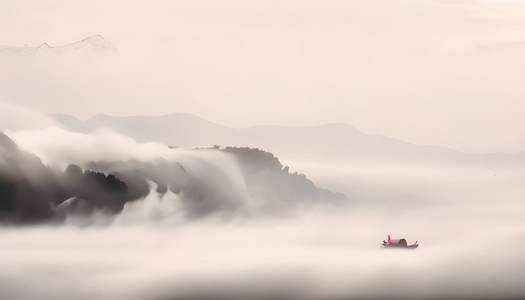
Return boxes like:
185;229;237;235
381;244;418;249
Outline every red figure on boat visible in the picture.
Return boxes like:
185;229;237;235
382;235;418;249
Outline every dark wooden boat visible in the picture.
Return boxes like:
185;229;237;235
381;235;418;249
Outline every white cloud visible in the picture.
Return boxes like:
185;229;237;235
0;102;57;131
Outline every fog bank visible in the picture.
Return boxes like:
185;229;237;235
1;158;524;300
1;205;524;300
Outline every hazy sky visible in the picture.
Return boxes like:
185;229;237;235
1;0;525;153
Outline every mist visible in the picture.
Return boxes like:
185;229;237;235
1;124;525;299
1;177;524;300
2;0;525;299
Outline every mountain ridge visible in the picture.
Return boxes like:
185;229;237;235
0;35;116;56
50;113;525;165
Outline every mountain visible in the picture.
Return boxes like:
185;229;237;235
0;132;63;222
1;130;342;224
52;113;525;165
34;43;53;55
53;35;116;54
0;35;116;56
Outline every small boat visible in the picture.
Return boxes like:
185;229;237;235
381;235;418;249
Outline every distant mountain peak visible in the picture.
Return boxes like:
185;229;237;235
38;42;51;48
34;42;53;55
82;35;105;42
0;35;116;56
55;35;116;53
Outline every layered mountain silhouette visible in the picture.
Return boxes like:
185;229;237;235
52;113;525;165
0;35;116;56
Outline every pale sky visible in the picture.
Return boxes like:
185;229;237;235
1;0;525;154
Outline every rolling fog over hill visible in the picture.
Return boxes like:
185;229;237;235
1;130;344;224
48;112;525;209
